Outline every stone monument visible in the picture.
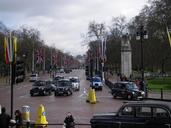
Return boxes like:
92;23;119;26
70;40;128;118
121;34;132;78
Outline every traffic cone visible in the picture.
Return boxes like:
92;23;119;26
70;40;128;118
90;89;96;104
86;89;91;102
35;104;48;128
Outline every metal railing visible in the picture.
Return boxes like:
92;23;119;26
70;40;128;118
15;123;91;128
147;88;171;101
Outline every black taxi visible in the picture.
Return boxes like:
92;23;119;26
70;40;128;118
90;100;171;128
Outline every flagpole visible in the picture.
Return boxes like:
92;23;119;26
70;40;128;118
101;38;105;82
50;48;52;77
9;32;14;119
3;31;16;118
10;62;13;118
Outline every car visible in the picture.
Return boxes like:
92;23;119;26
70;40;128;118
30;80;55;96
90;77;103;90
53;75;64;83
59;68;65;73
64;68;72;73
45;80;56;91
69;77;80;91
86;75;91;80
29;73;39;82
15;75;25;83
54;79;73;96
90;100;171;128
111;81;145;100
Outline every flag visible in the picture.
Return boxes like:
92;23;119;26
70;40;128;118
52;52;58;66
36;48;43;64
99;39;106;62
13;37;17;63
9;33;13;62
103;38;107;62
4;35;17;64
4;37;9;64
166;26;171;46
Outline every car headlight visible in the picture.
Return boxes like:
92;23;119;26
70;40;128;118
141;91;145;95
132;91;135;94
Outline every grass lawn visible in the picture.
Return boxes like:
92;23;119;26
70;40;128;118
147;77;171;91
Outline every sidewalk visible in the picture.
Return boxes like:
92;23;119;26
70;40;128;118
106;74;171;101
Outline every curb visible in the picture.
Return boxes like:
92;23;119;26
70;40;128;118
144;98;171;102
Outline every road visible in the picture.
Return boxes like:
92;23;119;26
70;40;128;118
0;69;125;126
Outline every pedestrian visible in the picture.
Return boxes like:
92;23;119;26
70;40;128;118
64;112;75;128
135;78;140;89
0;107;11;128
14;110;23;128
116;73;120;82
120;74;123;81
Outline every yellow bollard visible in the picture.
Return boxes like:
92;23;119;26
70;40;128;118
22;105;30;122
90;89;96;104
86;89;91;102
35;104;48;128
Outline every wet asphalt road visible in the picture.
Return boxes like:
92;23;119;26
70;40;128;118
0;69;125;126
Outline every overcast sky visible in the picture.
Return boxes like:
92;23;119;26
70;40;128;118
0;0;148;56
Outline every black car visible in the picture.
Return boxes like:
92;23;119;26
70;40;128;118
45;80;56;91
90;101;171;128
54;79;73;96
30;80;55;96
111;81;145;100
53;75;64;83
64;68;72;73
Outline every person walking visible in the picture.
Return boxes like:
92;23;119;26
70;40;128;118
0;107;11;128
14;110;23;128
64;112;75;128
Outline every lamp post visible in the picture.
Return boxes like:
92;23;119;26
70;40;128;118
136;25;148;97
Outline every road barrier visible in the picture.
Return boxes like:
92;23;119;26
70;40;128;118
90;89;96;104
147;88;171;101
35;104;48;128
22;105;30;122
86;88;96;104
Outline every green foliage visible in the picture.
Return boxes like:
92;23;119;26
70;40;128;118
148;77;171;90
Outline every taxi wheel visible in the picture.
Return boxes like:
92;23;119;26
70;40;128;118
30;93;34;97
54;92;58;96
127;95;132;100
112;93;117;99
66;92;70;96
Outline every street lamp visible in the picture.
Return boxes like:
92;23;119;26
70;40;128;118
136;25;148;97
